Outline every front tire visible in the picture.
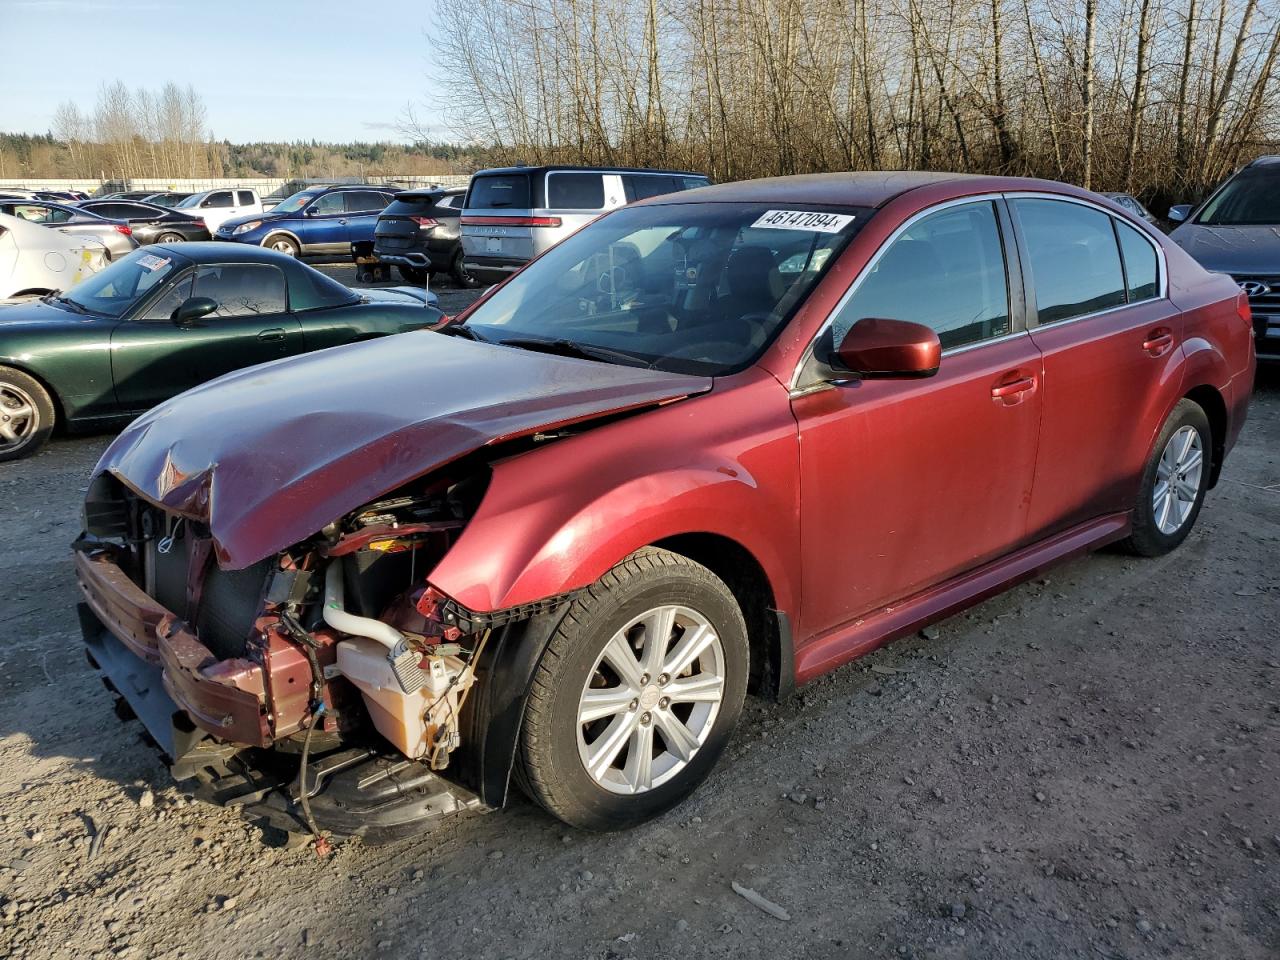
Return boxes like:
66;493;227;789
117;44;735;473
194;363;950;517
263;234;299;258
518;548;748;830
1121;398;1211;557
0;366;55;462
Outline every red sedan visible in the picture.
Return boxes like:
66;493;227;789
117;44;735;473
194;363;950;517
76;173;1254;842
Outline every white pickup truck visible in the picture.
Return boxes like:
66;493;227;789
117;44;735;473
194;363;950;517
173;188;264;234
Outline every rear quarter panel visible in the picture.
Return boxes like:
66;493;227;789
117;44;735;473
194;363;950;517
297;302;443;351
427;368;803;617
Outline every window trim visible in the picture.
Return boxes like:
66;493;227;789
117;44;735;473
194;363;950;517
791;193;1021;391
1004;191;1167;331
129;266;196;322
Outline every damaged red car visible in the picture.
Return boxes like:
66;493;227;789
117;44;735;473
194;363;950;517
75;173;1254;843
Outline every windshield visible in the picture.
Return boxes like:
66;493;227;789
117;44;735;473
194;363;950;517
174;194;201;209
270;190;321;214
1196;169;1280;225
61;249;181;318
462;202;869;375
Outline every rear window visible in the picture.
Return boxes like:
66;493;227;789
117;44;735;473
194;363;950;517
289;261;361;311
547;172;605;209
383;195;437;217
467;174;530;210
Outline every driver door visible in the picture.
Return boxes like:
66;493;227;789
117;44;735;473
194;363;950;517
110;262;304;412
791;199;1043;642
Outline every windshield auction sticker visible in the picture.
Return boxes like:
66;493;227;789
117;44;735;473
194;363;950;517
751;210;856;233
136;253;171;271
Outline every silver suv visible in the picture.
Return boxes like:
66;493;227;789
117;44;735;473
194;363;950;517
461;165;710;285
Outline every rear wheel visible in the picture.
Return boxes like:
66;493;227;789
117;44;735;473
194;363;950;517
451;249;480;288
397;265;430;284
264;234;299;257
518;548;748;829
1121;399;1211;557
156;232;184;244
0;366;55;463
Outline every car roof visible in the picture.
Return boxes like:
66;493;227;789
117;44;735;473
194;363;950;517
159;242;306;265
392;187;465;200
474;164;708;178
637;171;1106;209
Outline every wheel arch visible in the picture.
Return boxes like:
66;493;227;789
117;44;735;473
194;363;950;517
259;229;301;251
1182;383;1228;487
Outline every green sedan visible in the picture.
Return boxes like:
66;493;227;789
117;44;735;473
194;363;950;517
0;243;444;461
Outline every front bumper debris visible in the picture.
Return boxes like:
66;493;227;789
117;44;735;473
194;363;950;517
75;546;486;843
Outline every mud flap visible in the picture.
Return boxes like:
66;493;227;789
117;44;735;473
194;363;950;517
80;602;180;758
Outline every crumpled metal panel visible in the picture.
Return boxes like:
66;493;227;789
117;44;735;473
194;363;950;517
94;331;710;569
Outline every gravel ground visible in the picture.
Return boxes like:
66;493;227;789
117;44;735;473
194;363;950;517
0;269;1276;959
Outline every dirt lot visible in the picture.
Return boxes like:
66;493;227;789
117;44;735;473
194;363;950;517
0;268;1276;959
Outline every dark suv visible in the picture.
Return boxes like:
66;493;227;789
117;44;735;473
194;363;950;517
373;187;475;286
1169;156;1280;359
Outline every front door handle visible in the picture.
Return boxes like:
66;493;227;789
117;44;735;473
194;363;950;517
257;328;286;342
338;218;347;225
991;376;1037;403
1143;328;1174;356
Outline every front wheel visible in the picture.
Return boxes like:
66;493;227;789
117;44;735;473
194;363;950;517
1121;398;1211;557
0;366;55;463
263;234;299;257
518;548;748;829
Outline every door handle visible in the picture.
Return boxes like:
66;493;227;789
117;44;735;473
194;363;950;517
1142;329;1174;356
257;328;286;342
991;376;1037;401
338;218;347;225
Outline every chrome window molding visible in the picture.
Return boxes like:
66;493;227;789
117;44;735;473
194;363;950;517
790;191;1170;391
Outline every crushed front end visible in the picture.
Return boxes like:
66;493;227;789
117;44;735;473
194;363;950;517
74;469;497;844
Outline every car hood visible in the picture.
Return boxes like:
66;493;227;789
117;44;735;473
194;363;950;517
218;211;278;231
95;332;712;569
0;297;102;327
359;285;439;307
1169;222;1280;274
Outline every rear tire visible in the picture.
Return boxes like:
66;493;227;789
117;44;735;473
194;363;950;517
0;366;55;463
451;249;480;288
1120;398;1211;557
518;548;748;830
156;232;184;244
398;265;431;284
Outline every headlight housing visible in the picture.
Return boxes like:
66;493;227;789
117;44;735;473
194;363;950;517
231;220;263;236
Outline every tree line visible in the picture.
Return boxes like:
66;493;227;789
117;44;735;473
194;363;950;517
430;0;1280;205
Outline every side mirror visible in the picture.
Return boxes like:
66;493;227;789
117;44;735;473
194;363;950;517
1167;204;1191;223
304;206;319;217
832;318;941;379
171;296;218;327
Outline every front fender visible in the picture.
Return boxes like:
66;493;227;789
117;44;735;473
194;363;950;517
428;369;801;619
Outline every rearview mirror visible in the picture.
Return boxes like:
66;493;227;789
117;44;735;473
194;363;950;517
1167;204;1191;223
831;318;941;379
172;296;218;327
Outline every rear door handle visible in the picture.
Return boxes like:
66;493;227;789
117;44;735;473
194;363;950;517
258;328;286;342
991;376;1037;401
1143;329;1174;356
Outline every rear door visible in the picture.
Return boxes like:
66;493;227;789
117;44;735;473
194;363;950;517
1009;195;1182;537
110;262;304;411
342;190;393;247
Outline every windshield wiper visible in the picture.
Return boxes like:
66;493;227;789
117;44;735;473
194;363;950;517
498;336;645;367
52;295;88;314
439;323;491;343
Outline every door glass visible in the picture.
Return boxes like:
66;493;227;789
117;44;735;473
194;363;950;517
1013;198;1126;323
310;193;345;215
831;201;1010;349
624;175;679;202
193;264;287;317
1116;221;1159;302
203;191;234;208
344;190;388;213
141;274;194;320
547;173;605;209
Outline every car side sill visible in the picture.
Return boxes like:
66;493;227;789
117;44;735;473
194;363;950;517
794;512;1132;685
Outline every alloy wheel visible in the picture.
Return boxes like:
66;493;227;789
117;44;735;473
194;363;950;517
269;237;297;256
576;604;725;795
1153;424;1204;534
0;381;38;452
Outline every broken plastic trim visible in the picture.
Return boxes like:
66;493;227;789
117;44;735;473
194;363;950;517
429;590;583;634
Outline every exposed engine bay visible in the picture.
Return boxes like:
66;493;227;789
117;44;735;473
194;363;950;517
75;464;518;843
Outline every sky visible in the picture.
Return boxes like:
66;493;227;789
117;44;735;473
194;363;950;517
0;0;450;142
